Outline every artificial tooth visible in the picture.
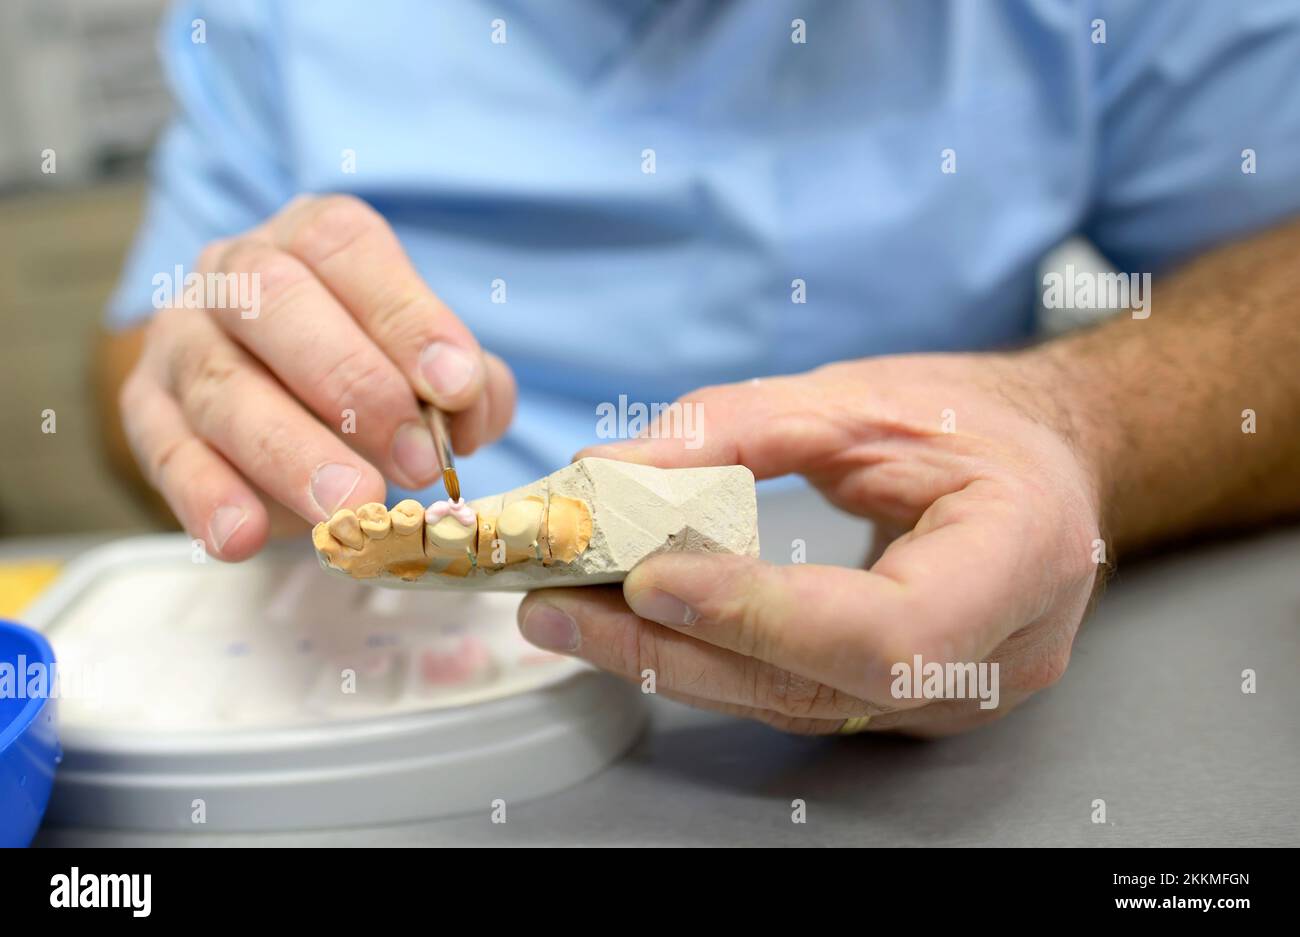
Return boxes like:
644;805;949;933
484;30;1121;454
328;509;365;550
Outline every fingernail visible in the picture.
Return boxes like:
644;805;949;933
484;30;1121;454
207;505;247;552
391;422;438;485
626;588;697;627
520;603;581;652
310;462;361;518
419;342;476;399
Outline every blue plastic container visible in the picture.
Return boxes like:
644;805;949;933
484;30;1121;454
0;619;60;846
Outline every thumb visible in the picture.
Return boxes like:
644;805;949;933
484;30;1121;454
577;372;855;479
623;552;922;707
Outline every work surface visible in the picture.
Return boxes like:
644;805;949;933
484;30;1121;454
27;489;1300;847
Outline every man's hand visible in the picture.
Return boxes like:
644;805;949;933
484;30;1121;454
520;215;1300;737
519;353;1104;736
117;195;516;560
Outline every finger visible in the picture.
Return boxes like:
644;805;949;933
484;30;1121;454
654;687;846;736
153;307;387;522
119;369;268;561
577;371;855;477
622;555;919;707
449;351;516;456
261;494;312;540
481;352;517;445
866;521;907;568
859;690;1033;737
197;238;440;489
845;616;1070;737
448;387;490;459
517;586;876;721
264;195;499;412
654;687;1012;739
621;490;1047;706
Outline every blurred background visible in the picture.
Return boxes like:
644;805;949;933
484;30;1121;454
0;0;1116;546
0;0;168;539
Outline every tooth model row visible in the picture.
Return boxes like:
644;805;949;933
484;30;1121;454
311;457;760;591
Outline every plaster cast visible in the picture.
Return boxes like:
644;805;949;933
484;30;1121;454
312;458;759;591
313;499;428;580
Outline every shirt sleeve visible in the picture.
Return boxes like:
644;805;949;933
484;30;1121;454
104;0;293;330
1083;0;1300;273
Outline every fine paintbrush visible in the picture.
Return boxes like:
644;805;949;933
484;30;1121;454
423;403;460;502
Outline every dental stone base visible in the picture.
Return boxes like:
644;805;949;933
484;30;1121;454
312;458;759;590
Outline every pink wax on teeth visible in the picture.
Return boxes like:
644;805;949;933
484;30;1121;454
425;499;476;527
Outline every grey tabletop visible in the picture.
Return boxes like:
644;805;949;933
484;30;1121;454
27;488;1300;847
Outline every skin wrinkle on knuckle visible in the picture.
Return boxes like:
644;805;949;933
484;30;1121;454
148;435;205;493
245;418;307;480
774;672;825;719
818;681;867;718
745;657;775;711
316;348;401;416
364;289;439;349
617;616;655;682
218;241;308;298
676;663;711;695
749;658;823;719
177;347;242;430
249;271;315;324
731;595;770;661
1018;648;1071;692
286;195;380;268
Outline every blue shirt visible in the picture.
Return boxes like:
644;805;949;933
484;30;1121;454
107;0;1300;499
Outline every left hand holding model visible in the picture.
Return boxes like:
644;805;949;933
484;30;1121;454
518;352;1104;736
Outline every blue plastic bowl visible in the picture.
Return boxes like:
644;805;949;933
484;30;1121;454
0;620;60;846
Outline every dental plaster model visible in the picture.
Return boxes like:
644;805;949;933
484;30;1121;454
312;457;759;590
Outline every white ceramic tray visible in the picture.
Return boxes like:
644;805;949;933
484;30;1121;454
21;535;644;832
